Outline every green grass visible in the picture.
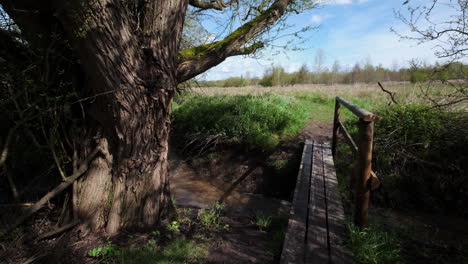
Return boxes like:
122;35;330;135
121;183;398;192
171;93;310;151
289;91;378;122
254;211;273;231
88;237;208;264
171;91;380;153
197;202;227;233
347;223;401;264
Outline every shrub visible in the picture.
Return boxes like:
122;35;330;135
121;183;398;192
87;238;208;264
410;70;428;83
223;76;247;87
370;104;468;215
171;94;308;151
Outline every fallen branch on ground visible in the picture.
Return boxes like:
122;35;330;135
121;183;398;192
36;220;79;241
0;127;15;167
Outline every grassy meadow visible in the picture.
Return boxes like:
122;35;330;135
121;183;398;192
187;81;466;117
171;81;468;264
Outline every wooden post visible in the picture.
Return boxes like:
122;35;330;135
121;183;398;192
354;119;374;229
331;99;341;156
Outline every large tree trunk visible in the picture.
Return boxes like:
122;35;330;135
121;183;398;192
1;0;186;233
74;82;174;233
59;0;187;233
1;0;295;234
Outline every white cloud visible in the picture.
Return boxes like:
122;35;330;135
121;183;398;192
200;56;270;80
311;14;324;23
326;25;440;69
332;0;353;4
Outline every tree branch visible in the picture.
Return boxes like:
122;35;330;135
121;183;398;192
189;0;234;11
36;220;79;241
0;127;15;167
377;82;398;105
177;0;292;83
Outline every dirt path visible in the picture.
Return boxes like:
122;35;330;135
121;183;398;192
300;120;333;143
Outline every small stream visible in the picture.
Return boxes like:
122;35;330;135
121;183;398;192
168;150;290;217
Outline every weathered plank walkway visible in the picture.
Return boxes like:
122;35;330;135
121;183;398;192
280;139;351;264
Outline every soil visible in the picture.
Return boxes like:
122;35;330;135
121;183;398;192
300;120;332;143
207;216;277;264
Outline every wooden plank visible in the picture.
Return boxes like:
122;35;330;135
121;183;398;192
323;143;353;263
306;143;329;263
281;140;313;264
336;96;378;122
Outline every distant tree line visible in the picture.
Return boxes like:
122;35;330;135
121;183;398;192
198;61;468;87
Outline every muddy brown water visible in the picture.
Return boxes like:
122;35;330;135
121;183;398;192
168;150;291;217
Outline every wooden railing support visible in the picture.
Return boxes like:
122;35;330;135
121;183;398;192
331;100;341;156
354;119;374;228
331;96;378;229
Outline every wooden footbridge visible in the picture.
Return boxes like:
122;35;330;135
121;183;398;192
280;97;380;264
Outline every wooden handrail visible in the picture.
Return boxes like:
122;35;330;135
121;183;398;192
331;96;379;229
335;97;378;122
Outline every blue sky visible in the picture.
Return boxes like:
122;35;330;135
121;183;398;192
199;0;456;80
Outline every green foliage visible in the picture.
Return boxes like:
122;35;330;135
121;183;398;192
338;104;468;215
198;61;467;86
166;221;180;233
372;105;468;215
88;240;120;263
271;159;288;171
223;76;247;87
197;202;227;233
347;223;401;264
171;94;309;151
87;238;208;264
259;65;299;87
410;70;428;83
292;92;375;122
255;211;273;231
160;238;208;263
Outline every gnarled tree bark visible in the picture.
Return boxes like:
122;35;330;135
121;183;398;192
0;0;296;234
